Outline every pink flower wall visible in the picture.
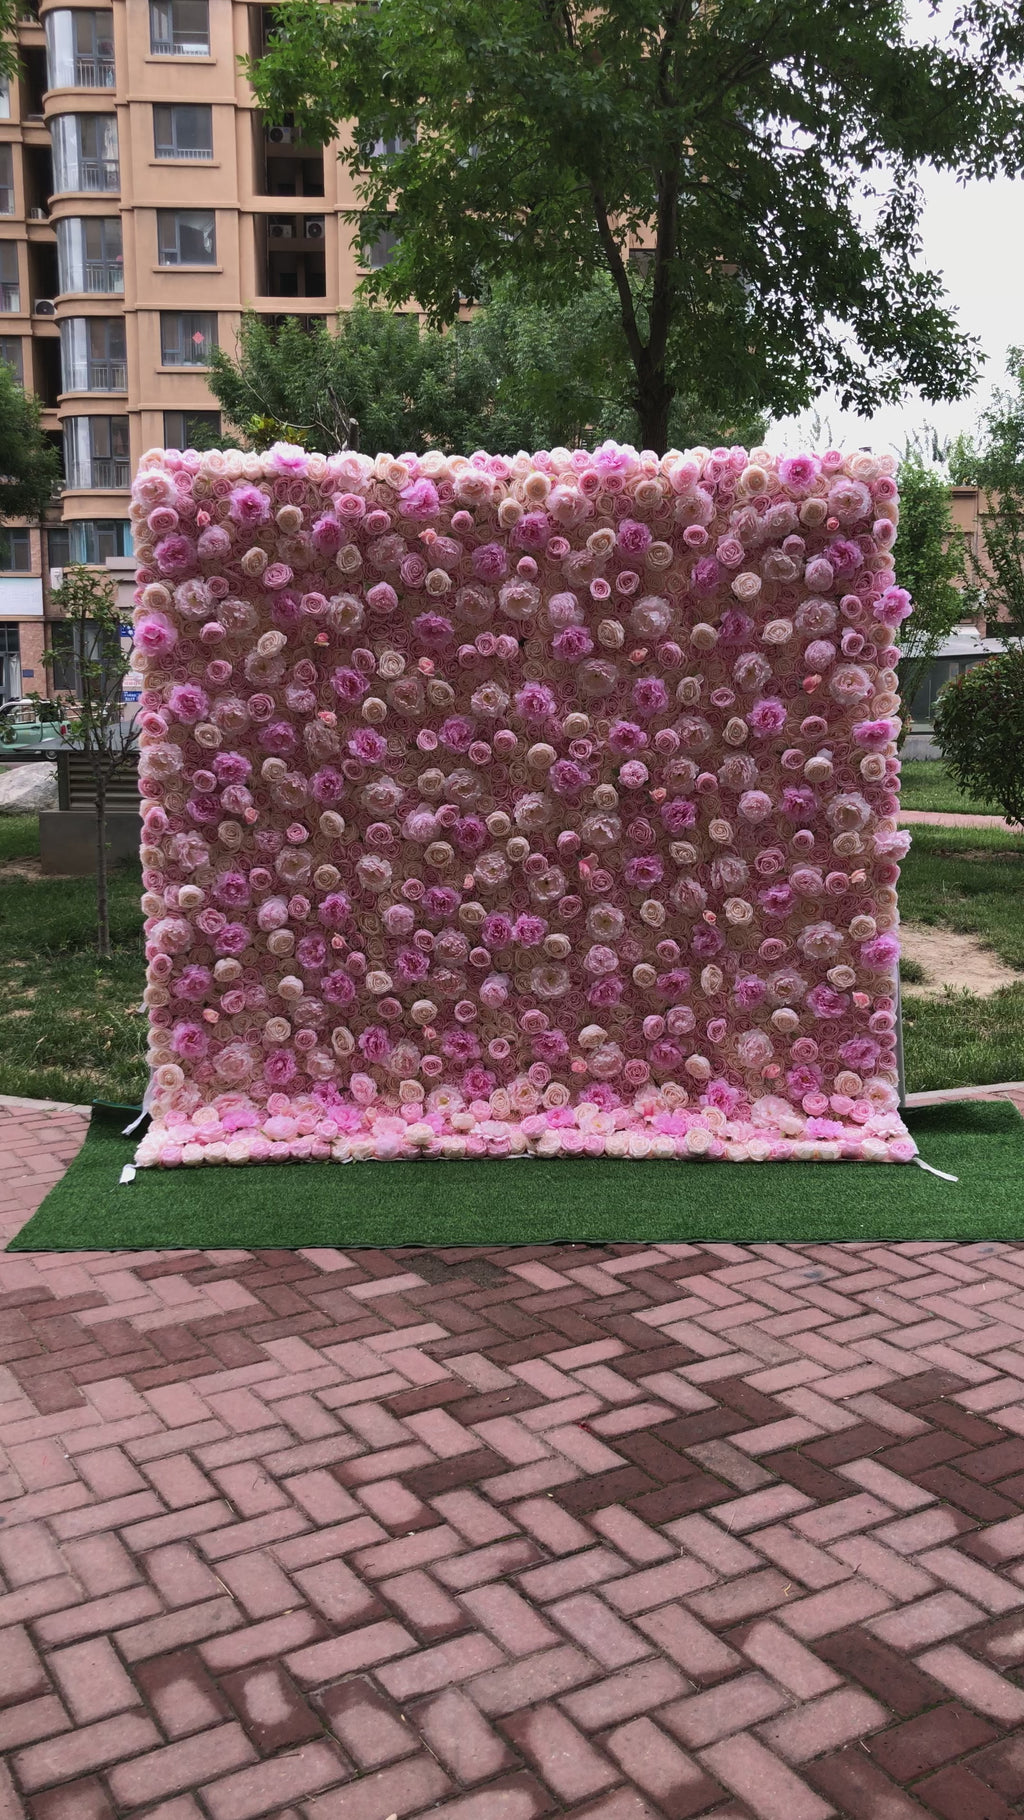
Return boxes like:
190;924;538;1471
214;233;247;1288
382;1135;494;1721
131;440;915;1168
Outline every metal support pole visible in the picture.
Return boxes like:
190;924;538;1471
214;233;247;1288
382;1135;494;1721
895;969;907;1110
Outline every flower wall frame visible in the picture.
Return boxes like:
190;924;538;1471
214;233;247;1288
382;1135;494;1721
131;440;915;1169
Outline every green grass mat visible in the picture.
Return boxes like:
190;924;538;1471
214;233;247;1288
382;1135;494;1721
8;1100;1024;1249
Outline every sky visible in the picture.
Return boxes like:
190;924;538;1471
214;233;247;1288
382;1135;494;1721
770;4;1023;461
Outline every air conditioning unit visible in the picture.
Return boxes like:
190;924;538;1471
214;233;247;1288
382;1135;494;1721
34;299;57;317
268;125;293;144
304;217;325;239
29;206;47;220
268;221;294;239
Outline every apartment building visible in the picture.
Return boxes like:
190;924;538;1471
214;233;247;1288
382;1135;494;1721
0;0;378;701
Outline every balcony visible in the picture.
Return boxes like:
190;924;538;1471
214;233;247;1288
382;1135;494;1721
150;35;206;54
77;158;119;191
66;56;115;87
79;361;126;391
83;260;123;293
88;457;129;487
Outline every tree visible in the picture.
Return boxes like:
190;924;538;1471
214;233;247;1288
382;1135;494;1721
46;568;134;960
947;348;1024;642
934;652;1024;827
931;350;1024;823
892;450;966;733
207;288;766;458
247;0;1024;453
0;357;63;522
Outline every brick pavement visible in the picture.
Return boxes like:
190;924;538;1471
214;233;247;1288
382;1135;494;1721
3;1096;1024;1818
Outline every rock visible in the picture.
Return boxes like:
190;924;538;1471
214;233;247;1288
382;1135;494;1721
0;762;59;814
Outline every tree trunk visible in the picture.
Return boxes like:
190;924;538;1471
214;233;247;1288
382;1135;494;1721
636;374;674;457
95;773;111;961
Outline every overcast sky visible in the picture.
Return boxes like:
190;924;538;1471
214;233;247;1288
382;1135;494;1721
770;4;1022;460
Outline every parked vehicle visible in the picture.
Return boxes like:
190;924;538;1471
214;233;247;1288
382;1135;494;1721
0;697;78;748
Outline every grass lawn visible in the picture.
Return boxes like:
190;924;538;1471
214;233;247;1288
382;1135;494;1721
0;814;1021;1107
898;759;1003;817
0;814;147;1106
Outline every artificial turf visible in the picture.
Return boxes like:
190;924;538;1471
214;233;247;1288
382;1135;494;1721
8;1099;1024;1250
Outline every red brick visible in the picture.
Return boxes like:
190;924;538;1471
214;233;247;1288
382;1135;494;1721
47;1638;137;1723
500;1703;619;1801
378;1568;463;1639
561;1659;691;1731
756;1688;888;1762
660;1671;790;1749
412;1686;517;1784
303;1754;450;1820
138;1542;222;1608
866;1703;998;1781
407;1774;558;1819
0;1695;70;1753
134;1653;230;1741
286;1619;416;1687
14;1712;161;1793
212;1550;301;1618
27;1775;115;1820
115;1597;243;1663
469;1644;598;1716
376;1631;505;1699
318;1678;418;1769
0;1624;50;1708
698;1732;833;1820
200;1739;349;1820
105;1723;257;1810
914;1763;1016;1820
605;1718;726;1820
807;1745;959;1819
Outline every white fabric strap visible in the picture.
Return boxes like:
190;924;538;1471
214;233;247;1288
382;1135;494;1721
914;1157;959;1183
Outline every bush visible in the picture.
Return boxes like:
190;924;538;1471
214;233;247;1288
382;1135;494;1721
933;651;1024;827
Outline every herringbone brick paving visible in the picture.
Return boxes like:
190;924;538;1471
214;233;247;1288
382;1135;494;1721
3;1100;1024;1818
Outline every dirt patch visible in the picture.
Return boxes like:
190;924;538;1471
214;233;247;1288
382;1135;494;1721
899;922;1024;997
0;858;76;882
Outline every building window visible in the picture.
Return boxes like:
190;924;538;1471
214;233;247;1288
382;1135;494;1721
157;210;216;265
62;415;130;489
0;335;23;380
150;0;209;56
44;10;115;89
0;242;20;313
51;114;119;193
0;144;13;215
56;216;123;294
163;408;220;448
362;221;399;269
50;618;119;695
0;77;9;121
47;518;132;566
0;623;19;703
160;311;216;366
59;316;127;392
0;528;31;570
153;104;213;161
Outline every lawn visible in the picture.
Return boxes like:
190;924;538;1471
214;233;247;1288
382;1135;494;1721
0;815;147;1106
898;759;1002;816
0;814;1021;1106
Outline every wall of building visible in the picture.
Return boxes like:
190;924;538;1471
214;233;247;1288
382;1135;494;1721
0;0;376;700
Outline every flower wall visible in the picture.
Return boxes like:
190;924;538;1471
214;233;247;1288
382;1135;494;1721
131;441;915;1168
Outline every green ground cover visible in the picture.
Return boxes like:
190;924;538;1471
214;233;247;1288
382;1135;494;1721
11;1099;1023;1249
0;815;1021;1107
898;759;1002;816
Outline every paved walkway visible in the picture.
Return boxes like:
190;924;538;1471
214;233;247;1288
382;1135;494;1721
3;1097;1024;1820
898;809;1017;831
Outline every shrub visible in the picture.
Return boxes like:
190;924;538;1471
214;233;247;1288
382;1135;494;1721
933;651;1024;827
